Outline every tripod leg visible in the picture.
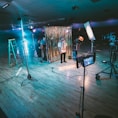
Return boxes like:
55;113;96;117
96;66;110;75
111;64;118;79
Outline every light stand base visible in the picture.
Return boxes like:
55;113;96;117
27;73;32;80
95;63;118;80
75;112;80;118
96;74;100;80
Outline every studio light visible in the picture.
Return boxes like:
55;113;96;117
28;25;33;30
32;29;36;33
2;3;9;8
84;22;96;41
72;5;79;10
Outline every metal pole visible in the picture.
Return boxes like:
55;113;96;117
81;66;86;118
20;18;31;79
91;40;94;53
32;33;36;50
8;40;11;66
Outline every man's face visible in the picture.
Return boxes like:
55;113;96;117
61;38;64;41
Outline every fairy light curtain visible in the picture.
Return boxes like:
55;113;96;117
45;26;72;62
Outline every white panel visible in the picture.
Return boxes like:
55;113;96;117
84;21;96;41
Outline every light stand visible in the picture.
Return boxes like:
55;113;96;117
76;66;86;118
76;21;96;117
31;32;36;52
20;18;32;80
76;54;95;118
81;66;85;118
91;40;95;53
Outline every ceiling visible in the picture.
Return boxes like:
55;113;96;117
0;0;118;30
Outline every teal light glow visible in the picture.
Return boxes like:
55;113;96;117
24;40;28;55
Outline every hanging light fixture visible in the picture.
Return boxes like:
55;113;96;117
2;2;9;8
0;1;9;8
0;0;13;8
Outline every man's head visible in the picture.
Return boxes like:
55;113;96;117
61;37;65;41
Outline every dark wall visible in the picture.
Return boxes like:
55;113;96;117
0;25;118;58
0;31;15;57
0;29;43;58
72;25;118;51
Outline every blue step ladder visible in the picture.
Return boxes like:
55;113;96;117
8;39;18;67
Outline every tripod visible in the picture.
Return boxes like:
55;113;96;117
96;45;118;80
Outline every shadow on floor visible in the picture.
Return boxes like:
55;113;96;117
0;108;7;118
94;115;112;118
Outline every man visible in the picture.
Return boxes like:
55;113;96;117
58;37;67;63
36;39;42;62
40;36;47;61
75;35;84;57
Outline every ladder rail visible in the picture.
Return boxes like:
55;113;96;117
8;39;18;67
